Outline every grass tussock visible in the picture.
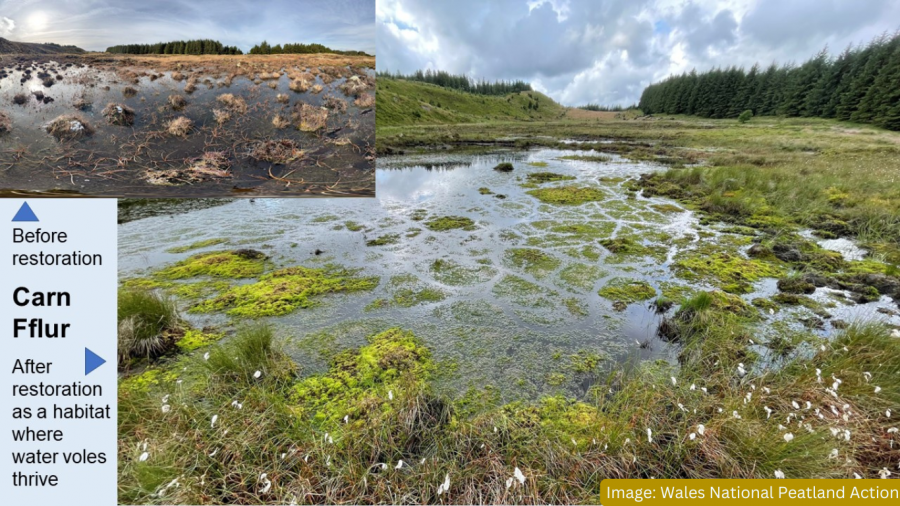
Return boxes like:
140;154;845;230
216;93;248;115
249;139;304;164
117;289;182;366
13;93;28;105
353;92;375;108
167;94;187;111
101;103;135;126
166;116;193;137
0;111;10;134
292;102;328;132
46;114;94;140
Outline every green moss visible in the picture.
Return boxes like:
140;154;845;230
650;203;683;214
598;278;656;303
290;328;433;426
190;265;378;317
366;234;401;246
156;250;267;279
169;280;231;300
424;215;477;232
176;329;225;351
527;161;549;167
525;172;576;184
410;209;428;221
564;297;589;317
674;246;783;294
310;214;341;223
119;367;179;394
430;258;496;286
558;154;611;163
504;248;561;277
752;297;780;313
599;237;644;254
492;275;557;308
478;187;494;195
345;221;364;232
527;186;607;205
570;350;604;373
165;238;228;254
390;287;446;307
493;162;514;172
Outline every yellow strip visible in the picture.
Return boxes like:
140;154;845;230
600;479;900;505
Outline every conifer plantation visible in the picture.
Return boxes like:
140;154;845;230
106;39;243;55
377;69;533;96
639;32;900;130
248;41;370;56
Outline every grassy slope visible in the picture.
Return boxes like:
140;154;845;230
376;78;566;127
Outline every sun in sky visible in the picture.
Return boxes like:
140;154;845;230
26;11;50;32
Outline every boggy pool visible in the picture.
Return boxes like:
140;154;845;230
118;149;900;400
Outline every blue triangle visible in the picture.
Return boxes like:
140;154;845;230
12;202;39;222
85;348;106;375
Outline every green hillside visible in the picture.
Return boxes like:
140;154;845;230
376;78;566;127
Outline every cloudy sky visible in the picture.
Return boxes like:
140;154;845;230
0;0;374;53
377;0;900;106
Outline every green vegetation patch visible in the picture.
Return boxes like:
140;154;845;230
424;215;477;232
527;161;549;167
191;265;378;317
430;258;496;286
558;154;611;163
291;328;433;426
527;185;607;205
525;172;576;184
176;328;225;351
559;263;606;291
165;238;228;254
156;250;267;279
345;221;365;232
504;248;562;277
478;187;494;195
598;278;656;304
366;234;401;246
674;246;783;294
492;274;557;308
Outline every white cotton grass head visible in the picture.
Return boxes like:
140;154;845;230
647;428;653;443
671;376;677;386
161;404;171;414
774;470;785;479
259;473;272;494
203;352;210;361
783;433;794;443
514;466;525;485
697;424;705;436
395;460;404;469
138;452;149;462
253;370;262;379
210;414;218;428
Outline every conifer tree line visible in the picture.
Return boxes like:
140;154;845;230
248;41;369;56
106;40;242;55
638;32;900;130
377;69;533;96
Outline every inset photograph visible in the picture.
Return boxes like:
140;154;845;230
0;1;375;197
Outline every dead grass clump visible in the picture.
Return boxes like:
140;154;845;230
188;151;231;179
32;90;44;101
122;86;138;98
46;115;95;141
272;114;290;129
289;73;314;93
223;73;235;87
339;75;367;97
311;84;323;94
354;92;374;108
216;93;248;115
323;95;348;114
168;94;187;111
249;139;303;164
276;93;289;104
166;116;193;137
0;111;11;134
13;93;28;105
213;109;232;126
267;81;277;89
292;102;328;132
171;71;184;82
184;78;197;94
73;94;92;110
42;77;55;88
101;103;136;126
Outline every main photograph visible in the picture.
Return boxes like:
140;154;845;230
118;0;899;503
0;0;375;197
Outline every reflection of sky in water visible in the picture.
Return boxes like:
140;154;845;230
119;149;900;401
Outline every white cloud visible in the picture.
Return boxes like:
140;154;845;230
0;16;15;37
377;0;898;106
